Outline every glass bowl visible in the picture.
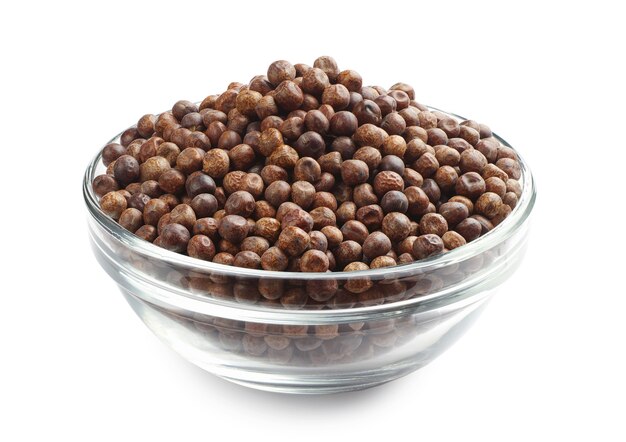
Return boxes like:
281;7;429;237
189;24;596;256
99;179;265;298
83;110;536;394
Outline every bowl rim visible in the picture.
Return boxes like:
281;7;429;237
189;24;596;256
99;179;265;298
84;107;536;315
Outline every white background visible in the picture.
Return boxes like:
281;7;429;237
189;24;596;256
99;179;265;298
1;1;625;440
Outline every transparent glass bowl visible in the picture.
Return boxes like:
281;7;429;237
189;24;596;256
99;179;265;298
84;112;536;394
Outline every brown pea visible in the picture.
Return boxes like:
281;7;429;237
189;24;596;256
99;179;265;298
169;204;196;231
254;200;276;219
503;192;518;209
336;69;362;92
158;168;186;194
353;147;382;172
317;151;342;176
362;231;392;259
397;236;417;255
455;217;482;242
241;173;265;199
290;181;316;209
506;179;523;198
437;117;460;138
419;213;448;237
331;136;357;160
261;246;289;271
254;217;281;242
267;144;299;169
224;191;256;217
485;176;507;197
309;230;329;252
281;207;314;232
217;130;242;150
321;225;343;248
341;220;369;244
92;174;119;197
159;223;191;253
172;100;198;121
193;217;219;239
303;109;329;135
279;117;304;142
459;149;488;174
260;165;288;185
343;262;372;293
498;145;518;161
448;195;474;214
126;182;142;195
475;192;503;218
294;131;325;158
491;203;513;226
380;190;408;214
496;158;522;180
405;137;430;162
277;226;310;256
233;251;262;269
312;191;337;211
413;152;439;178
255;95;279;120
294;157;322;183
334;240;363;267
314;56;340;82
398;106;428;131
276;202;301;222
218;214;250;243
336;201;357;224
352;99;382;126
381;135;407;158
353;124;386;148
135;224;157;242
274;80;304;111
412;234;444;260
421;179;441;204
417;111;437;129
234;89;263;118
300;249;330;272
404;186;430;216
100;191;127;220
455;172;486;199
309;206;337;230
442;231;466;250
341;159;369;186
102;143;126;166
459;125;480;146
139;156;171;182
113;155;140;186
373;171;404;197
380;111;406;136
434;165;458;192
118;208;143;233
228;143;255;170
370;256;397;269
356;204;384;230
381;212;411;242
329;111;358;136
403;168;424;188
205;121;227;147
438;201;469;228
143;198;169;226
267;60;296;86
471;214;494;235
187;235;216;260
127;192;151;213
322;84;350;111
301;68;329;96
263;180;290;208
